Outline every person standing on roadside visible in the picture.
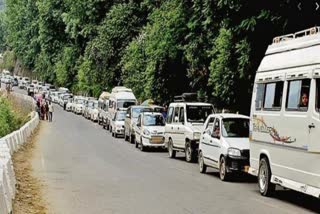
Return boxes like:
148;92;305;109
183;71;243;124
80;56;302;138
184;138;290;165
45;101;49;121
48;101;54;122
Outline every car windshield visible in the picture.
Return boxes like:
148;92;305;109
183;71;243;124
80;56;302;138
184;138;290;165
143;114;165;126
88;102;94;108
77;99;85;104
222;118;249;138
117;100;136;108
116;112;126;121
132;107;151;118
186;105;213;123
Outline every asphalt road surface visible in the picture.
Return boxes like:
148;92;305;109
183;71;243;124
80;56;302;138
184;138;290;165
12;87;320;214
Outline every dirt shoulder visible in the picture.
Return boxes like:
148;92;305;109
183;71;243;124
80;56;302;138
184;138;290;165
12;123;47;214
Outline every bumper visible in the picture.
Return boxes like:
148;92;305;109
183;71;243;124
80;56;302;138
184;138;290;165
115;128;124;135
142;136;166;147
225;155;250;173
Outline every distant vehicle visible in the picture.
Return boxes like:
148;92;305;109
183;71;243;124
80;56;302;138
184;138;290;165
249;27;320;198
90;100;99;122
58;87;70;94
98;92;110;127
27;84;35;96
12;77;18;86
165;93;214;163
65;98;74;112
83;99;97;119
74;97;87;114
199;114;250;181
110;110;126;138
106;86;137;130
134;112;166;151
124;106;153;144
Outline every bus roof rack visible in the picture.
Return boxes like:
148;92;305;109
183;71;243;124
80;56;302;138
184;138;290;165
272;27;320;44
174;93;198;102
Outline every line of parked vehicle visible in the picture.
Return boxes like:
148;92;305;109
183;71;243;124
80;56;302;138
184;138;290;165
52;27;320;202
6;27;320;202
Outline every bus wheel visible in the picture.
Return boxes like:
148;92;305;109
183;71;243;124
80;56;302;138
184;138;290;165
258;157;275;196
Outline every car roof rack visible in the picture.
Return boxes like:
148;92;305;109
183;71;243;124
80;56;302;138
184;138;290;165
272;27;320;44
174;93;198;102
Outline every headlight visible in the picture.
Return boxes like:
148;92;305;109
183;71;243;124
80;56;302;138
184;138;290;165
143;129;150;136
193;132;201;139
228;148;241;157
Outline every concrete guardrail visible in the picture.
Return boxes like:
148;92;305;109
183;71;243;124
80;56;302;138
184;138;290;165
0;92;39;214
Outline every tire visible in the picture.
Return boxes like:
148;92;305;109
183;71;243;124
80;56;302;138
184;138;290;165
258;157;275;196
135;138;139;148
124;129;129;141
219;156;230;181
168;139;176;158
129;132;135;144
185;142;196;163
199;151;207;173
139;138;145;152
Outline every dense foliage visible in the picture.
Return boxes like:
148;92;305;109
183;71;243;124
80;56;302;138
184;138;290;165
0;96;30;137
1;0;320;113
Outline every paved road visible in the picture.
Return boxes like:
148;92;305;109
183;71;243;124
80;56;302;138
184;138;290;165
11;87;320;214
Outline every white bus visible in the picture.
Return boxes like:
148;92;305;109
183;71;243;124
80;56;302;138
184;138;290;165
249;27;320;198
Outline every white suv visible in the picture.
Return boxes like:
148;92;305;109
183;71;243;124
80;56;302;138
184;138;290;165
165;101;214;162
198;114;250;181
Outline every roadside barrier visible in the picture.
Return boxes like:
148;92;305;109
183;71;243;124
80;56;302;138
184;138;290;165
0;92;39;214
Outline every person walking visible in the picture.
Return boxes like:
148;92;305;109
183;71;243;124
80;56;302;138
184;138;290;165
45;101;49;121
48;101;54;122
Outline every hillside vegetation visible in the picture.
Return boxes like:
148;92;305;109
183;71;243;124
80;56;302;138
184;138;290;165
0;0;320;113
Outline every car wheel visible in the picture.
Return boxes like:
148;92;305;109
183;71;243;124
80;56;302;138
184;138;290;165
199;151;207;173
129;133;135;144
168;139;176;158
139;138;145;152
219;156;230;181
259;157;275;196
185;142;196;163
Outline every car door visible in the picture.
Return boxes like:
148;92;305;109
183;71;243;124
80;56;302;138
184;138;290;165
172;106;182;148
209;118;221;166
201;117;215;160
125;107;131;137
165;106;174;144
177;106;186;148
135;115;142;143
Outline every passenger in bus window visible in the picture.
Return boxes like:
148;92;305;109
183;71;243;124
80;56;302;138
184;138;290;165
300;93;309;107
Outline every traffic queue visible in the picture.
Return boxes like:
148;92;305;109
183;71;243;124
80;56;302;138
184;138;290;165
5;27;320;201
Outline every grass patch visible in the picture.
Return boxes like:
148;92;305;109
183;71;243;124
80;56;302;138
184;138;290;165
0;93;31;137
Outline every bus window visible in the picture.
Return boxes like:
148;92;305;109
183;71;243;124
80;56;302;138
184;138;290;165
286;79;310;111
255;84;265;110
263;82;283;110
316;79;320;112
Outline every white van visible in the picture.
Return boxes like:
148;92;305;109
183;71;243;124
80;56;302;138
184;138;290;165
106;86;137;130
165;95;214;163
199;114;250;181
249;27;320;198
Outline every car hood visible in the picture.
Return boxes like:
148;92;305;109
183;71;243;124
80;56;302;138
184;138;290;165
223;137;250;150
187;123;205;133
144;126;165;134
115;121;125;126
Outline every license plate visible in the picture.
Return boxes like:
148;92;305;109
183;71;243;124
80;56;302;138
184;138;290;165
151;137;163;144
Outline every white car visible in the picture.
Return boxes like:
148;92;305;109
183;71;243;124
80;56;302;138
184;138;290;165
165;96;214;163
66;99;74;111
134;112;166;151
110;111;126;138
90;101;99;122
74;97;86;114
198;114;250;181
